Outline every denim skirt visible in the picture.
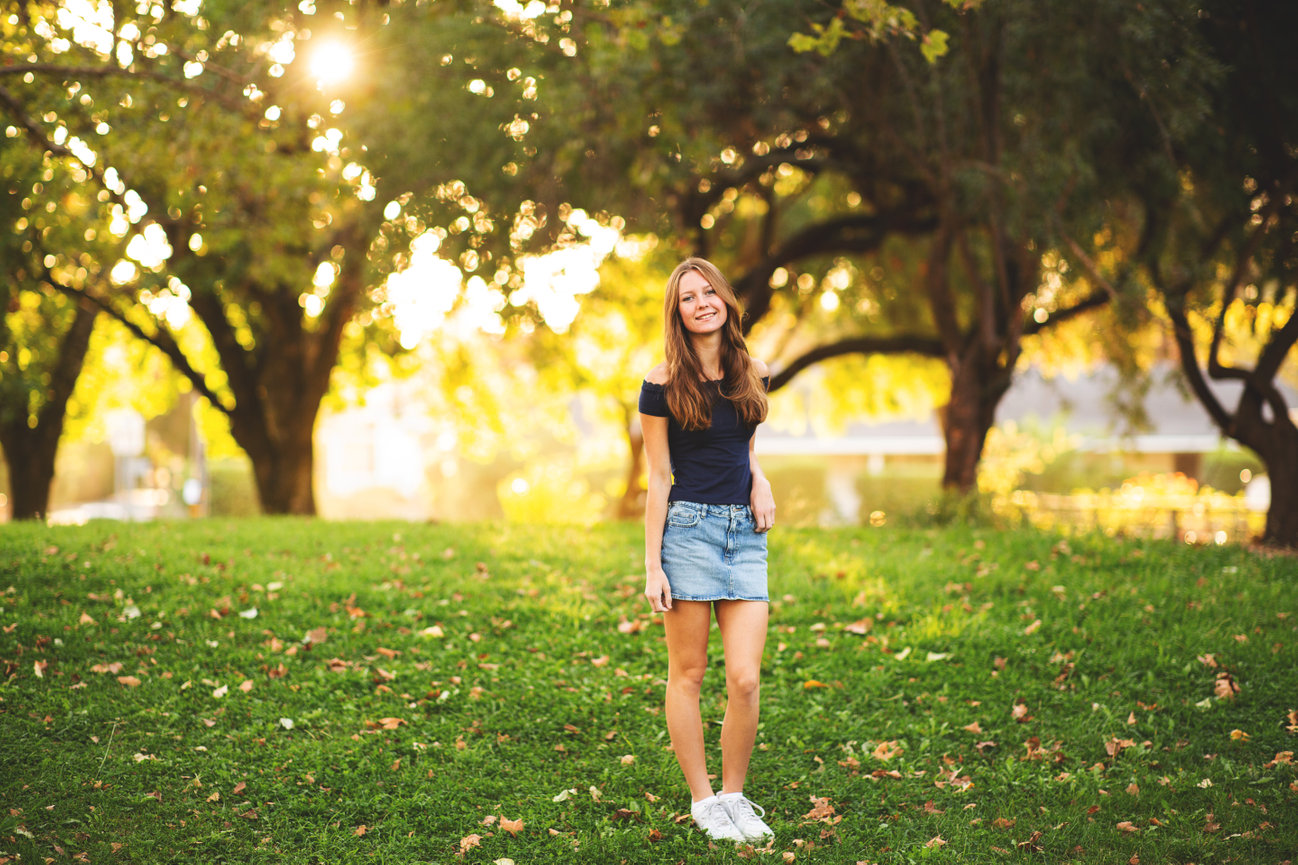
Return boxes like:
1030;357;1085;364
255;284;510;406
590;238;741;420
661;501;769;602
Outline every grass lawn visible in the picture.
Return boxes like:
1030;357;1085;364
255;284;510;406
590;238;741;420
1;519;1295;864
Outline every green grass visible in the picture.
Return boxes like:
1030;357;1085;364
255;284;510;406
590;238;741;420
1;519;1295;864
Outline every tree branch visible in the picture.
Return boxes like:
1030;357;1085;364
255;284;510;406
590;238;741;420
769;333;946;391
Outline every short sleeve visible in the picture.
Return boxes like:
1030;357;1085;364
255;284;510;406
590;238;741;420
638;380;668;417
762;376;770;392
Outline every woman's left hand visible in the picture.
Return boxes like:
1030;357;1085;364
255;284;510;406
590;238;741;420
750;478;775;533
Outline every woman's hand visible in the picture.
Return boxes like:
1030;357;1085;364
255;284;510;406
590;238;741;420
644;567;673;612
751;477;775;533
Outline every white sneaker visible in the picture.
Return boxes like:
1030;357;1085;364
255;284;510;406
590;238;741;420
719;793;774;842
691;796;747;843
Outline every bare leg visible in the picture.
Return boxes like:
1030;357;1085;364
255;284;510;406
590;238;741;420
662;600;714;801
714;600;769;794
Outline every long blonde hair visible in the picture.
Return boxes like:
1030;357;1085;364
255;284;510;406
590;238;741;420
662;257;768;430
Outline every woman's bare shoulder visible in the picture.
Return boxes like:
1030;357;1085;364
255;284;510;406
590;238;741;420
751;357;769;377
645;362;669;385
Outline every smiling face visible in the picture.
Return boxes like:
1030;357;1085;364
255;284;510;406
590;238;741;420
676;268;728;335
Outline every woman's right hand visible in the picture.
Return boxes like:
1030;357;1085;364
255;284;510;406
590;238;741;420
644;568;673;613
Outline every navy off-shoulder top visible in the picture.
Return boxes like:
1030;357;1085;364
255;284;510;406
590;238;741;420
638;377;768;505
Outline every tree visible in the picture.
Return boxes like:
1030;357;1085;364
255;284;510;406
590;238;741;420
1133;1;1298;547
512;0;1164;493
0;137;102;521
2;2;559;514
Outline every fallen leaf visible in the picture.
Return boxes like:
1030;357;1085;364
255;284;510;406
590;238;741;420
1126;783;1140;796
1011;703;1029;722
1023;619;1042;636
1116;821;1138;833
212;684;228;698
1264;751;1293;769
354;825;367;837
459;833;482;853
993;817;1015;828
963;721;983;734
803;680;829;689
925;835;946;848
79;612;96;625
620;754;636;765
33;661;47;679
1213;671;1239;700
304;627;328;645
239;680;254;693
872;740;902;762
500;817;523;835
117;676;142;688
91;662;124;674
802;796;839;823
233;782;246;795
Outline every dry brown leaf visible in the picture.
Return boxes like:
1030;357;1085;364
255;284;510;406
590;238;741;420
500;817;523;835
354;825;367;837
993;817;1015;828
963;721;983;734
872;740;902;762
925;836;946;848
1011;703;1029;722
803;680;829;689
232;781;246;795
117;676;142;688
803;796;839;823
459;833;482;853
239;680;254;693
1116;821;1138;833
1126;783;1140;796
1023;619;1042;636
304;627;328;645
1264;751;1293;769
1213;671;1239;700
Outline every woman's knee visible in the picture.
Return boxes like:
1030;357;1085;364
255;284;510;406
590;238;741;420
668;661;708;693
726;669;761;701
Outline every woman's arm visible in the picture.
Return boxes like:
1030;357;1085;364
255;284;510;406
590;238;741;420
749;434;775;533
642;411;674;611
749;357;775;532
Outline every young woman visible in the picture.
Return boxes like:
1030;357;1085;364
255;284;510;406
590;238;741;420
639;257;776;843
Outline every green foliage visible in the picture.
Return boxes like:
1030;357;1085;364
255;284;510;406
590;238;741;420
1;521;1294;863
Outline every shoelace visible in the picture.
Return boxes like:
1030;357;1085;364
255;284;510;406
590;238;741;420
697;800;740;832
730;796;766;821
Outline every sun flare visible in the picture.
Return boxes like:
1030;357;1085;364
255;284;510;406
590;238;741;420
308;38;356;88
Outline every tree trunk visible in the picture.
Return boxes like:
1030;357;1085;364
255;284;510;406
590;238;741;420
0;301;96;521
1;432;58;521
940;350;1013;492
227;378;326;517
246;432;316;516
1261;445;1298;548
